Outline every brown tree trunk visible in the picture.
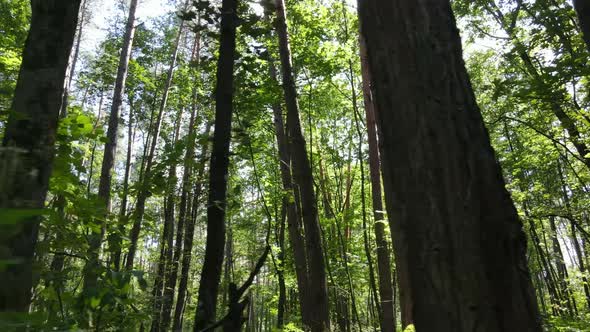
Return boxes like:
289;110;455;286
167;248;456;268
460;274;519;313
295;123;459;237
0;0;81;312
126;18;184;270
273;0;330;330
358;1;542;330
193;0;239;328
358;35;396;332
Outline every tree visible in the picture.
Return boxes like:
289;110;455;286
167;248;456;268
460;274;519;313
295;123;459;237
273;0;331;330
573;0;590;52
193;0;239;329
357;0;542;330
0;0;82;312
81;0;139;307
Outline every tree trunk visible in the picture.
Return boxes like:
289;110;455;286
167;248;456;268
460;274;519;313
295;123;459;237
112;105;134;271
193;0;239;328
126;18;184;270
0;0;81;312
273;0;330;330
574;0;590;52
358;1;542;330
82;0;139;301
172;122;211;331
60;0;87;118
358;35;396;332
267;55;312;325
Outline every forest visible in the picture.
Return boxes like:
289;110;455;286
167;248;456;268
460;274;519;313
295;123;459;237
1;0;590;331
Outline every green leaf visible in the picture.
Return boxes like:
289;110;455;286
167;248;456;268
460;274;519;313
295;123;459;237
0;208;47;224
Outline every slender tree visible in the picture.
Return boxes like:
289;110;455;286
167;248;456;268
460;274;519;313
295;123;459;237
359;35;396;332
193;0;239;328
273;0;330;330
0;0;82;312
358;0;542;330
126;17;185;270
82;0;139;302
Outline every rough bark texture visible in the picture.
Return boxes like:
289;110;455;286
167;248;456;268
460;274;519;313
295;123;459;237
273;0;330;330
359;35;396;332
193;0;238;328
358;1;542;331
0;0;81;312
574;0;590;52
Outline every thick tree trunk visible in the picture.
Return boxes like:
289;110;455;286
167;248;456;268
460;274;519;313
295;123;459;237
273;0;330;330
358;35;396;332
83;0;139;299
126;19;184;270
0;0;81;312
193;0;239;328
574;0;590;52
358;1;542;330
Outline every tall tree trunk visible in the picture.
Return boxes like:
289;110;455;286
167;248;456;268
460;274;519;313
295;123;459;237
273;0;330;330
193;0;239;328
60;0;87;117
151;111;182;332
573;0;590;52
548;216;577;316
267;55;311;325
150;198;174;332
358;1;542;330
172;122;212;331
126;18;184;270
112;105;134;271
358;35;396;332
0;0;81;312
82;0;139;299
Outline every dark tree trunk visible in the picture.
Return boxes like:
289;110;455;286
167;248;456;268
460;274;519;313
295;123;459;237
273;0;330;330
358;35;396;332
574;0;590;52
0;0;81;312
126;18;184;270
358;1;542;330
193;0;239;328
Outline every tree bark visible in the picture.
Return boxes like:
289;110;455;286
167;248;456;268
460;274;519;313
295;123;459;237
0;0;81;312
358;34;397;332
574;0;590;53
193;0;239;328
273;0;330;330
358;1;542;330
